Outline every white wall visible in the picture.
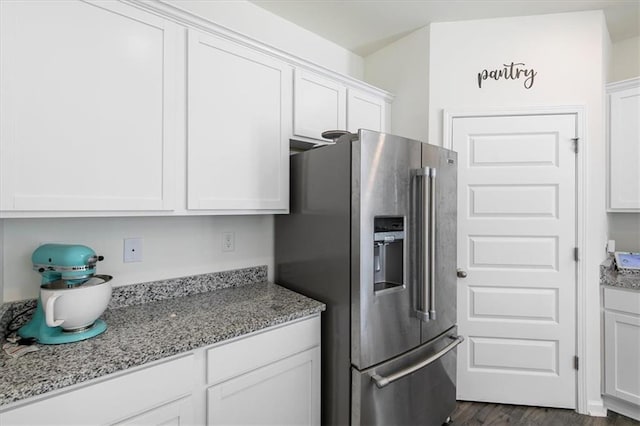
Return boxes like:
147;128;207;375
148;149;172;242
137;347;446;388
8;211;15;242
609;35;640;82
2;216;273;301
608;214;640;251
0;152;280;302
162;0;364;79
427;10;608;415
0;1;365;303
364;27;430;142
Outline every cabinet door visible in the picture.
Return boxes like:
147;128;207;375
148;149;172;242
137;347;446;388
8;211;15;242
187;29;292;212
347;88;388;134
609;82;640;210
604;310;640;405
112;396;194;426
293;70;346;142
0;0;179;212
207;347;320;426
0;355;194;425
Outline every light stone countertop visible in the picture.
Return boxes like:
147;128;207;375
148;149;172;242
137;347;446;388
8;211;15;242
0;267;325;408
600;257;640;290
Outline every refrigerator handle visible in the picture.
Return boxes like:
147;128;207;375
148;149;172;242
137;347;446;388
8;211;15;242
415;167;431;322
370;335;464;389
429;168;437;320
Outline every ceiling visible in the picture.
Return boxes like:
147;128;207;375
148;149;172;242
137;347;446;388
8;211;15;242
249;0;640;56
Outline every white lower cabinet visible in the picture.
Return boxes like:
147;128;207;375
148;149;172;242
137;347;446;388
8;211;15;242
0;354;195;426
0;316;321;426
602;287;640;421
207;348;320;425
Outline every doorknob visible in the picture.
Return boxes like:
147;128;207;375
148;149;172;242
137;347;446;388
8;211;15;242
457;269;468;278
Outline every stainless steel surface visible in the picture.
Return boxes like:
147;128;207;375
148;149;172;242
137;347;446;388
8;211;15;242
275;139;353;425
370;334;464;388
351;131;423;370
40;274;113;290
457;269;468;278
420;143;457;345
429;167;437;320
415;166;432;323
352;327;458;426
275;130;458;425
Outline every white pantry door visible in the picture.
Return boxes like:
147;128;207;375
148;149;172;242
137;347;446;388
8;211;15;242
452;113;577;408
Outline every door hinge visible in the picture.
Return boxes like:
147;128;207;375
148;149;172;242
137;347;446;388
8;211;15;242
574;356;579;370
572;137;579;153
574;247;579;262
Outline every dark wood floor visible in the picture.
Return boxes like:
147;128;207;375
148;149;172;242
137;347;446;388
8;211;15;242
450;401;639;425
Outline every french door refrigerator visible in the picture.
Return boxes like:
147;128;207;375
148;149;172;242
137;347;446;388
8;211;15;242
275;130;463;426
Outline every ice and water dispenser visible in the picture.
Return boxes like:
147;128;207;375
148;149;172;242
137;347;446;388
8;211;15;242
373;217;404;293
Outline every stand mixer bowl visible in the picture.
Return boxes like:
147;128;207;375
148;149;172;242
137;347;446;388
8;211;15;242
41;275;113;331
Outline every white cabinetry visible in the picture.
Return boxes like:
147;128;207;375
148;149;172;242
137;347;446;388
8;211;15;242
0;0;392;217
293;69;347;142
602;286;640;421
0;316;321;426
206;317;320;425
0;0;179;213
292;70;391;146
347;88;388;134
187;29;291;212
0;354;195;426
607;78;640;211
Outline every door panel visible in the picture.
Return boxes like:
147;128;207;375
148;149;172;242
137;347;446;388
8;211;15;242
351;328;458;426
453;114;577;409
0;0;178;211
421;144;458;343
187;29;291;211
351;130;422;369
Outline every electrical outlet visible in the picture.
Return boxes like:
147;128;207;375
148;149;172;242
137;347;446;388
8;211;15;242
222;232;235;252
124;238;143;262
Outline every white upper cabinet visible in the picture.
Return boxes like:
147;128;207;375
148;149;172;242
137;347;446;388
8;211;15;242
187;29;291;212
0;1;392;217
608;77;640;211
347;88;388;134
293;69;346;142
0;0;179;213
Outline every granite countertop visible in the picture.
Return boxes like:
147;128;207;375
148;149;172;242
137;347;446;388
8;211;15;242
0;267;325;408
600;257;640;290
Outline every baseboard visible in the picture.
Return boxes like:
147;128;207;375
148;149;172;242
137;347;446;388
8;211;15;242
603;395;640;421
587;399;607;417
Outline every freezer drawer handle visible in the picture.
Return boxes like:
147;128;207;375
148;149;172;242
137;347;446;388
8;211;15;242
370;335;464;389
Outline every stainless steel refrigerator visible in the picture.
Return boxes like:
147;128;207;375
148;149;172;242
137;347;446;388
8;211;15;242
275;130;463;426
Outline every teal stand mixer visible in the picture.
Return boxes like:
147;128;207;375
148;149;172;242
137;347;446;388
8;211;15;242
18;244;113;344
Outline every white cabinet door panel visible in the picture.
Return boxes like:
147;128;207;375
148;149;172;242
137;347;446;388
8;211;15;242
187;29;291;211
0;0;179;211
112;396;195;426
605;310;640;405
608;81;640;210
207;348;320;426
347;88;387;134
293;70;346;142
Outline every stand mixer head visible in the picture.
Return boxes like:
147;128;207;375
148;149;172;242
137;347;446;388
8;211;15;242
18;244;113;344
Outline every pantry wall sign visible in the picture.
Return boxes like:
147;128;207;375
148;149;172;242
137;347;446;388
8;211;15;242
477;62;537;89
